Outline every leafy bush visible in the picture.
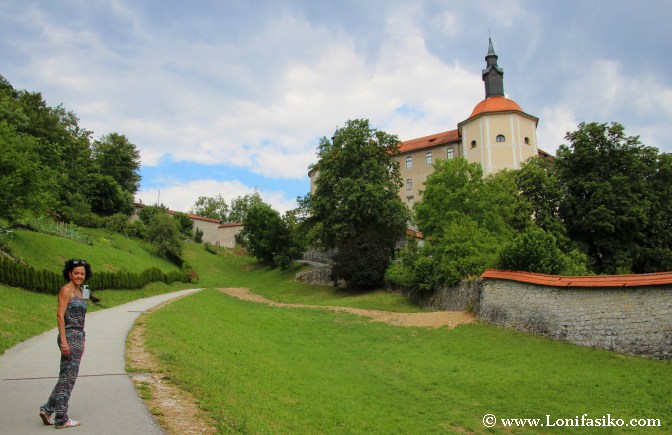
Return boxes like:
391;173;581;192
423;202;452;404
497;226;589;275
146;213;183;265
204;242;218;254
0;226;13;254
194;227;204;243
22;217;93;245
172;212;193;237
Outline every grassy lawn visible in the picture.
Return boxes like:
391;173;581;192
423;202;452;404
4;229;671;433
143;288;672;434
0;280;193;354
1;227;192;354
7;227;181;274
183;243;422;312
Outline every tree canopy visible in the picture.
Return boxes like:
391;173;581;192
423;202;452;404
0;74;141;223
308;119;410;288
555;122;672;273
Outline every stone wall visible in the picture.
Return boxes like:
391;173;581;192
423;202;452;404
479;279;672;359
395;280;482;313
295;263;671;359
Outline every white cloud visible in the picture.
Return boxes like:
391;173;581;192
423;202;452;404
136;179;297;215
6;2;485;180
537;105;577;154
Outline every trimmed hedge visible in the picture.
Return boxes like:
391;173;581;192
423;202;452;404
0;255;189;294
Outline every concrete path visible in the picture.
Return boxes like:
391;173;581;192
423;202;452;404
0;288;202;435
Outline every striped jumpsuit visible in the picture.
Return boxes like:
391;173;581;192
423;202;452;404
41;294;87;426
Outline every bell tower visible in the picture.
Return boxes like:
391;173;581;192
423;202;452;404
482;37;504;98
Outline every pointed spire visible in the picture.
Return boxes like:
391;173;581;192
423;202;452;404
487;37;496;57
482;37;504;98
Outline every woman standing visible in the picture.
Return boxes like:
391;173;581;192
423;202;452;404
39;259;91;429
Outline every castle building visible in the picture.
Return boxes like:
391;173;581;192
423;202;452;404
393;38;542;206
309;38;546;206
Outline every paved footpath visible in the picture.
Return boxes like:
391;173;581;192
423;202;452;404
0;288;202;435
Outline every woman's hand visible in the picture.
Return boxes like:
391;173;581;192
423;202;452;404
60;344;70;358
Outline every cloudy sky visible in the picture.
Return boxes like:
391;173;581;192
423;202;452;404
2;1;670;214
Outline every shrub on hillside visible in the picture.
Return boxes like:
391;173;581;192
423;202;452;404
146;213;183;265
496;226;589;275
0;255;188;293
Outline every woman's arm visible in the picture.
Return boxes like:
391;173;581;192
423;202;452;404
56;286;72;358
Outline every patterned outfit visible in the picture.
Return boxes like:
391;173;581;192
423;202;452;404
41;295;87;426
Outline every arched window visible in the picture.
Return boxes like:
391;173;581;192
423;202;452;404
470;140;477;148
524;137;530;145
496;134;506;142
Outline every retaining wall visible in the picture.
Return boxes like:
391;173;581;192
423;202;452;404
479;278;672;359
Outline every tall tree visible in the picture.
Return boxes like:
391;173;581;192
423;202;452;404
190;194;229;221
404;158;531;288
0;122;52;222
308;119;410;288
92;133;141;195
228;191;264;223
556;122;664;273
514;156;568;249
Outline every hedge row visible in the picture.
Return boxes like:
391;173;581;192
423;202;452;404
0;255;190;294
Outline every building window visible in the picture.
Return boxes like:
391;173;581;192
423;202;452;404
425;152;432;165
471;140;477;148
406;178;412;190
447;148;454;159
496;134;506;142
405;156;412;169
407;196;414;206
524;136;530;145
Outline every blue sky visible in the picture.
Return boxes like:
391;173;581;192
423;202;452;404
2;0;671;214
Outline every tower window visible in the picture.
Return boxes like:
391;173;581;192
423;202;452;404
425;152;432;165
447;148;454;159
524;137;530;145
405;156;412;169
496;134;506;142
406;178;413;190
471;140;477;149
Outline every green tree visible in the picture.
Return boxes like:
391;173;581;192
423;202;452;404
390;158;531;291
92;133;141;195
228;191;264;223
514;156;568;249
0;122;52;222
497;226;588;275
172;212;194;237
308;119;410;288
86;173;134;216
138;205;168;226
556;122;664;273
241;200;302;268
190;194;229;221
146;213;183;264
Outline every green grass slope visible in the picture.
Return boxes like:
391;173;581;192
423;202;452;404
145;289;672;434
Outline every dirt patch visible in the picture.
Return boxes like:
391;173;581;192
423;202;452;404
127;304;217;435
219;287;475;328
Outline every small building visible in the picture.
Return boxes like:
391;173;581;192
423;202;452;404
132;203;242;248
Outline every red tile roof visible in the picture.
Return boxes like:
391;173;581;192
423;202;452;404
468;96;523;118
219;222;243;228
396;129;460;153
134;202;222;224
481;269;672;287
168;210;222;224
